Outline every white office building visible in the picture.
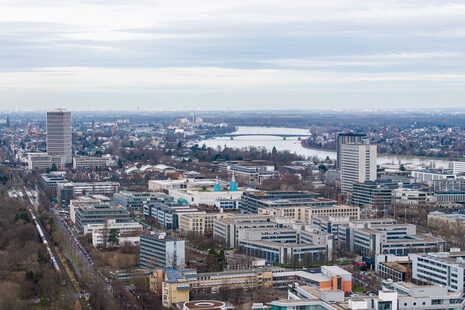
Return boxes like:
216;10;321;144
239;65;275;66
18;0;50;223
47;110;72;164
337;220;445;256
214;214;281;248
140;233;185;270
453;161;465;175
73;155;114;169
148;178;224;192
392;189;429;205
411;170;455;184
273;281;465;310
86;219;143;247
169;188;242;206
340;141;377;197
411;249;465;292
27;153;66;170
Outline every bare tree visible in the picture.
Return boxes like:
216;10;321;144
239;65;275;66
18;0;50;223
102;218;110;249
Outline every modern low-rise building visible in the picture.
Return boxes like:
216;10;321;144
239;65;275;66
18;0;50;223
151;267;274;308
213;214;282;248
239;239;329;264
375;254;412;283
221;161;278;185
427;211;465;226
272;281;465;310
40;173;68;188
272;266;352;292
113;191;172;214
337;220;445;256
392;188;429;205
352;180;396;208
144;202;204;230
73;203;131;232
258;204;360;224
153;265;351;308
412;170;455;184
452;161;465;175
386;281;465;310
237;226;334;264
148;178;224;192
69;195;110;223
153;164;177;176
183;301;230;310
27;152;66;170
72;155;114;169
87;219;143;247
411;250;465;292
212;213;334;263
241;190;332;214
178;212;228;235
140;233;185;270
435;191;465;203
433;178;465;191
377;261;412;283
312;216;350;240
237;227;299;244
169;188;242;207
229;165;276;185
214;199;241;210
57;181;120;203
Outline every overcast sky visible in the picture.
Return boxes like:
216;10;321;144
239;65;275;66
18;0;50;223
1;0;464;111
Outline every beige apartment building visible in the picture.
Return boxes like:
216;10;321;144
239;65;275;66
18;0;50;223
257;204;360;224
178;212;229;235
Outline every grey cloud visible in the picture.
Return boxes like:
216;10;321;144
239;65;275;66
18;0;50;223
1;0;465;110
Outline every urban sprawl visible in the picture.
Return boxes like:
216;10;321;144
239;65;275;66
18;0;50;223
2;110;465;310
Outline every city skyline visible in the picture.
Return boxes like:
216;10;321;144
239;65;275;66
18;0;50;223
3;1;465;307
1;0;464;111
4;100;465;308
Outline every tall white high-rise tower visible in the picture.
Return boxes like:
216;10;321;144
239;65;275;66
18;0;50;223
340;140;377;198
47;109;72;164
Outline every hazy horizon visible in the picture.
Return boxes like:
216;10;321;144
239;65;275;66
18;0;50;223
4;107;465;113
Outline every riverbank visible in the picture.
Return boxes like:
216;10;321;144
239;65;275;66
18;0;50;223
301;141;459;162
199;126;452;168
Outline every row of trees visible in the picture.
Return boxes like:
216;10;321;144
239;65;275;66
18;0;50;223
429;218;465;250
190;144;304;165
205;248;227;272
0;191;75;309
183;231;226;251
235;245;330;269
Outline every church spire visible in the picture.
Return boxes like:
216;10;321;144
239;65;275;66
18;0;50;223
229;173;238;192
213;176;221;192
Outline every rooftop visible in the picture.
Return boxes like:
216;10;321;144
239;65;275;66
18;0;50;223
184;300;225;310
321;265;352;276
379;261;410;273
261;197;336;205
165;268;195;283
198;267;279;277
78;203;127;211
245;190;320;197
386;233;443;244
297;286;322;299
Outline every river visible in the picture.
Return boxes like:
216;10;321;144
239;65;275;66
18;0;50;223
199;126;451;169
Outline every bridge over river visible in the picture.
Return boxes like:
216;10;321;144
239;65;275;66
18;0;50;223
214;133;310;140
